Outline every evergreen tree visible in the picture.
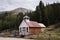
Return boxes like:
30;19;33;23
35;1;45;23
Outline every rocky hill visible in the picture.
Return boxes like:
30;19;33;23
0;8;32;14
10;8;32;14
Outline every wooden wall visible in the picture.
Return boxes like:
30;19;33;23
29;27;43;35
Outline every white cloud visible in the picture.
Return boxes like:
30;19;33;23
0;0;40;11
0;0;60;11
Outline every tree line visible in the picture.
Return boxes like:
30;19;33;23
0;12;24;31
28;1;60;26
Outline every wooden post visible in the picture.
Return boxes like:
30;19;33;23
49;34;51;40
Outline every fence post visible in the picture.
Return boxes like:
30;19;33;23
49;34;51;40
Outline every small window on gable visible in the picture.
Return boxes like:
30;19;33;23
23;27;25;29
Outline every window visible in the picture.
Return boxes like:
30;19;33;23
27;27;28;32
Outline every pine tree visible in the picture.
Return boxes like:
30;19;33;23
35;1;45;23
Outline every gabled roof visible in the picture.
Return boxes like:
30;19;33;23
25;20;46;27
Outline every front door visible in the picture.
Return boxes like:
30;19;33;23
20;27;29;35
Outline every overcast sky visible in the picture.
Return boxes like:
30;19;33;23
0;0;60;11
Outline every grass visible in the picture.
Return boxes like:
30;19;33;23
25;28;60;40
0;29;19;37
